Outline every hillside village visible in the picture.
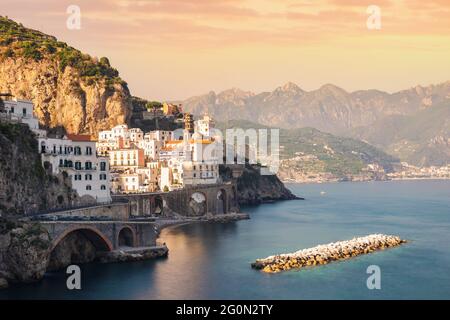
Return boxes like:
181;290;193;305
1;95;224;206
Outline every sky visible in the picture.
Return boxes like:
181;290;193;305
2;0;450;100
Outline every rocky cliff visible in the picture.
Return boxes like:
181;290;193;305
0;16;132;134
0;218;51;288
0;122;79;215
220;164;302;205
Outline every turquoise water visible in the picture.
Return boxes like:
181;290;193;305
2;180;450;299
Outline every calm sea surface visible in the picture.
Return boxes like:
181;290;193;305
2;180;450;300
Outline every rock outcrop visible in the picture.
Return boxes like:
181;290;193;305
97;246;168;264
0;16;132;135
0;219;51;287
0;122;78;215
220;163;302;205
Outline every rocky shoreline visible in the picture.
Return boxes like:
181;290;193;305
252;234;407;273
97;246;169;263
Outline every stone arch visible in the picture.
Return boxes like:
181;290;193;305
189;191;207;216
117;226;136;247
216;189;227;214
48;226;113;271
50;226;113;252
154;195;164;216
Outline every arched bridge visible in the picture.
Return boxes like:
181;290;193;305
41;221;158;252
112;183;240;217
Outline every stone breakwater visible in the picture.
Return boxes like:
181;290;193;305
251;234;407;273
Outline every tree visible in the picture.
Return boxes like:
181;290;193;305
146;101;163;111
163;186;169;192
99;57;110;66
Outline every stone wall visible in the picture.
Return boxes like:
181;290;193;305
40;202;130;221
113;183;239;217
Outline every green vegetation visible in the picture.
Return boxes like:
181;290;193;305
146;101;163;111
0;16;123;84
217;120;399;177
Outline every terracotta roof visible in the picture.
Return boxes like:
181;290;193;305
190;139;212;144
67;134;93;142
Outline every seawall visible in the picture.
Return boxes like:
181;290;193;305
252;234;407;273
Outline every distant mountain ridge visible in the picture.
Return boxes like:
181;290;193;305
182;82;450;166
182;81;450;133
348;102;450;167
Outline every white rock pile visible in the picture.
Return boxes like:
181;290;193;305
251;234;407;273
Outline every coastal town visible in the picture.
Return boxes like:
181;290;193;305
1;94;449;201
1;95;226;207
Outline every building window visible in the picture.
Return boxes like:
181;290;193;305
101;185;106;190
22;108;27;116
74;146;81;155
85;161;92;170
100;162;106;171
75;162;81;170
85;174;92;180
86;185;92;190
86;146;92;155
10;107;14;114
100;173;107;180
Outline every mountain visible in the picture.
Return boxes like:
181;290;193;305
182;81;450;134
348;103;450;166
0;16;132;134
217;120;399;181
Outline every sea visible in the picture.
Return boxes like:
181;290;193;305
1;180;450;299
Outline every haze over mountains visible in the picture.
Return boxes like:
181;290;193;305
182;82;450;166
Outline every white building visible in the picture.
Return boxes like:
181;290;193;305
146;130;173;143
38;134;111;203
1;98;46;137
111;172;143;193
98;124;143;155
109;148;145;168
195;115;215;137
138;138;163;161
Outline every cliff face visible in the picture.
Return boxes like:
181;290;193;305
0;219;51;288
0;17;132;135
0;122;78;215
0;57;131;134
220;164;302;205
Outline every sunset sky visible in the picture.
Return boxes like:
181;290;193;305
2;0;450;100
